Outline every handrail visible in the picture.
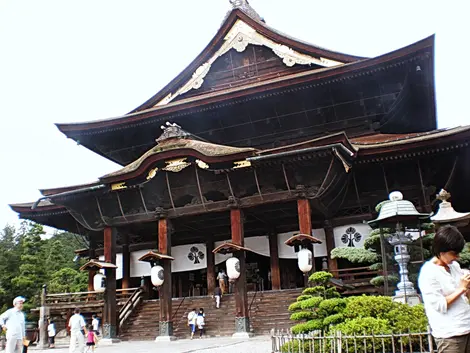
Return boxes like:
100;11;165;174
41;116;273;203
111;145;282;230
171;296;186;322
118;288;143;328
249;287;258;313
46;287;140;297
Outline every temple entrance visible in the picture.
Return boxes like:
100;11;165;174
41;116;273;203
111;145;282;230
172;269;208;298
244;251;270;292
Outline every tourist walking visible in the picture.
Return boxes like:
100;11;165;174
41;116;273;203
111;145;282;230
47;319;56;348
187;308;197;340
196;308;205;339
213;286;222;309
91;315;99;336
217;270;227;294
85;325;98;352
0;296;26;353
418;225;470;353
68;308;86;353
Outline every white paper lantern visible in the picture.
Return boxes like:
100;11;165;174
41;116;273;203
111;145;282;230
226;257;240;280
297;248;313;273
93;273;106;293
151;265;164;287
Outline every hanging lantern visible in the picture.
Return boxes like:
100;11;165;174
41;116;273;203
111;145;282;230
226;257;240;280
298;248;313;273
93;273;106;293
150;265;164;287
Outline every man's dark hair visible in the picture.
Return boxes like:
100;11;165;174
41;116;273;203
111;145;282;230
74;308;80;314
433;225;465;257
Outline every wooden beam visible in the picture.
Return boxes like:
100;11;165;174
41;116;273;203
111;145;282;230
268;233;281;290
103;226;118;338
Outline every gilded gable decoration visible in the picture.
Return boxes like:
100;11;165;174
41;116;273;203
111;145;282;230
155;19;343;107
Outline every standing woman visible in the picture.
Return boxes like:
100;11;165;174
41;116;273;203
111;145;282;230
418;225;470;353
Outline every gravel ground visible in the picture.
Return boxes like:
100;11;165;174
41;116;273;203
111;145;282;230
28;335;273;353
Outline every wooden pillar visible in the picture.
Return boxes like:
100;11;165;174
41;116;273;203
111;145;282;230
103;226;118;339
268;233;281;290
122;234;130;290
88;243;96;293
298;199;314;287
230;208;250;336
206;240;216;296
157;216;173;338
324;222;338;276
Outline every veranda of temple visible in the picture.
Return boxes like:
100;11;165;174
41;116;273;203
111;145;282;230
10;0;470;341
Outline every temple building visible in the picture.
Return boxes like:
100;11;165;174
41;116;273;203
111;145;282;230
10;0;470;340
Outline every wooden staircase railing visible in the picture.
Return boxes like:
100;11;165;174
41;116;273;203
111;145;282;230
118;287;144;328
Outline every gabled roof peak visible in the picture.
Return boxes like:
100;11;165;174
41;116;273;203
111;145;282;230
229;0;264;23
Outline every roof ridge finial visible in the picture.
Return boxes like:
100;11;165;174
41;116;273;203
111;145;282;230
228;0;264;23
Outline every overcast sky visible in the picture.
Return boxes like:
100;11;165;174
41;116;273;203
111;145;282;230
0;0;468;231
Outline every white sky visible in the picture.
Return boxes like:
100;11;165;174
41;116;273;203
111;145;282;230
0;0;469;229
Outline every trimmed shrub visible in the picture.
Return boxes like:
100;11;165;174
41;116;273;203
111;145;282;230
290;311;315;321
292;319;323;334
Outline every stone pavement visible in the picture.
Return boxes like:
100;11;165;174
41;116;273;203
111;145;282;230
29;336;272;353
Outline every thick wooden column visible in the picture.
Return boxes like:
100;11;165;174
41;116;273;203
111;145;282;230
230;209;250;336
157;216;173;338
103;227;118;339
122;234;130;290
206;240;216;296
324;222;338;275
268;233;281;290
88;243;96;292
298;199;314;287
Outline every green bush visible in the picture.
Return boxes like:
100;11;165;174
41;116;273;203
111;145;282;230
290;311;315;321
288;301;303;312
303;286;325;296
386;304;428;333
300;297;323;310
318;298;346;315
296;294;313;302
323;313;344;326
344;296;395;319
308;271;332;284
280;340;314;353
292;319;323;334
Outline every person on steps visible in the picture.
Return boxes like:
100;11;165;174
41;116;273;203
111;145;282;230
187;308;197;340
213;286;222;309
217;270;227;294
196;308;205;339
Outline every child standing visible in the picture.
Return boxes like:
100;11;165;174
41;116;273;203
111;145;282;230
47;319;56;348
85;325;98;352
196;308;205;339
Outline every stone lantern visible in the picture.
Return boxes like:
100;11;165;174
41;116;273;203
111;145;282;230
431;189;470;227
369;191;430;305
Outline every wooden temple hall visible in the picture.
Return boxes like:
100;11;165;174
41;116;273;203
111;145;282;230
10;0;470;340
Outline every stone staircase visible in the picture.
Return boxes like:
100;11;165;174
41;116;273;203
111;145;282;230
119;289;303;340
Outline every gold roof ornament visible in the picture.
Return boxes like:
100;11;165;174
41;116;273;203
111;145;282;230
430;189;470;225
233;160;251;169
146;167;158;180
111;182;127;191
195;159;209;169
162;158;191;173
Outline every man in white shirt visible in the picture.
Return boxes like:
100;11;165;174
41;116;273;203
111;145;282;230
187;308;197;340
0;296;26;353
68;308;86;353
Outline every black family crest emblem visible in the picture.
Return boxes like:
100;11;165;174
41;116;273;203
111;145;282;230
341;227;362;247
188;246;205;264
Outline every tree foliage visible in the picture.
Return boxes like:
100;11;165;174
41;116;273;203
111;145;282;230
0;221;88;316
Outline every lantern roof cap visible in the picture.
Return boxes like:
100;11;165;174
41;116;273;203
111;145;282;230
430;189;470;224
212;242;252;255
368;191;430;228
138;251;174;263
284;233;322;247
79;260;118;272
